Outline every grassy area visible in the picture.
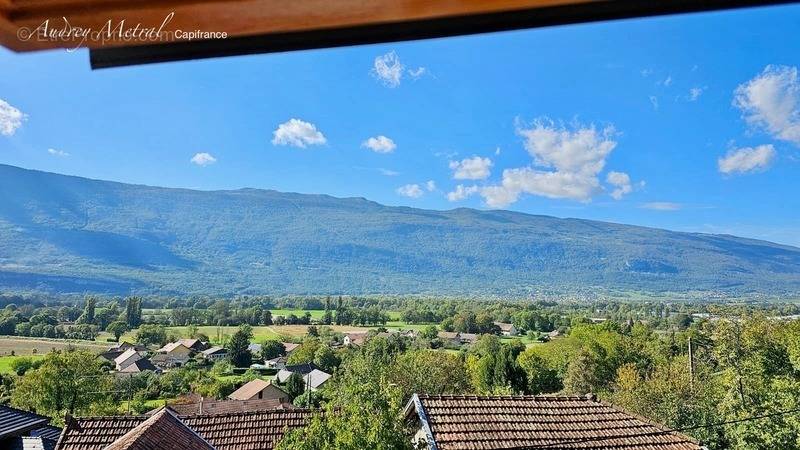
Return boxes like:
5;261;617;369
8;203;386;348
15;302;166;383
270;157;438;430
0;335;109;356
0;355;45;374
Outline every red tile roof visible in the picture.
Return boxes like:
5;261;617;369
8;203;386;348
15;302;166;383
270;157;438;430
406;395;702;450
104;408;214;450
55;408;314;450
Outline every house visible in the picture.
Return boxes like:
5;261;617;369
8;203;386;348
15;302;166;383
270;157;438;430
493;322;517;336
228;379;289;402
118;358;160;374
343;332;368;347
282;342;300;354
436;331;461;347
0;405;61;450
175;338;208;352
276;363;320;383
154;342;193;367
55;407;314;450
303;369;331;391
265;356;288;370
113;348;142;371
458;333;479;345
201;346;227;361
404;394;702;450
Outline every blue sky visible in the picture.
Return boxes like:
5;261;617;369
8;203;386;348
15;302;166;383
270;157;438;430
1;4;799;246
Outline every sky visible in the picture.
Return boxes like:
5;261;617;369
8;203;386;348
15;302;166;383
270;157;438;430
1;4;799;246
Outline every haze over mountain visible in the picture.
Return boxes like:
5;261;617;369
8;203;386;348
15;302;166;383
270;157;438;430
0;164;798;297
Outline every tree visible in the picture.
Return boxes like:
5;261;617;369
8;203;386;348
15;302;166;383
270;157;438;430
323;296;332;325
136;324;167;347
228;325;253;368
276;347;413;450
284;372;305;401
11;349;112;421
287;338;321;365
313;345;339;373
125;297;142;328
77;297;96;325
390;350;471;401
260;340;286;361
105;321;128;342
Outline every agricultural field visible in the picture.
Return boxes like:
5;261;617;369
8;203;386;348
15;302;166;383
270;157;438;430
0;355;44;374
0;336;109;356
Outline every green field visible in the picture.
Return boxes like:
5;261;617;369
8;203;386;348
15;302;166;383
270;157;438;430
0;355;45;374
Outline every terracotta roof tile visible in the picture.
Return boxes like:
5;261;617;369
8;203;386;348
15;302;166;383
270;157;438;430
104;408;214;450
408;395;702;450
55;409;314;450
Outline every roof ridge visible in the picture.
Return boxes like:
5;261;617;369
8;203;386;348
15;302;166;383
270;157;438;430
178;408;317;419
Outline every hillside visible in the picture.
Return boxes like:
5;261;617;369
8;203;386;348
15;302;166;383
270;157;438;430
0;164;798;297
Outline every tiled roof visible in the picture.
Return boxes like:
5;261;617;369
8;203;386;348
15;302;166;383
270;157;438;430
160;398;296;416
228;379;275;400
0;405;50;440
118;358;158;373
276;363;319;383
7;436;54;450
55;409;314;450
282;342;300;353
303;370;331;390
182;410;313;449
156;342;189;353
104;408;214;450
406;395;702;450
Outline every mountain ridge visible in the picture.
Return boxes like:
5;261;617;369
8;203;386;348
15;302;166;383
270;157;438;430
0;163;798;297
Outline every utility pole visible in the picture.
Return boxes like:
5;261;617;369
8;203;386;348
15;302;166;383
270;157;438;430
688;337;694;390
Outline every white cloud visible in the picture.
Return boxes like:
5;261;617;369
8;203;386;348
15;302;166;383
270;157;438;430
662;75;673;86
606;171;633;200
449;156;492;180
190;152;217;166
362;135;396;153
379;168;399;176
734;65;800;145
47;148;70;157
425;180;436;191
649;96;659;110
447;184;479;201
271;119;327;148
495;147;501;155
0;99;26;136
640;69;653;77
479;120;622;207
689;87;704;101
396;184;424;198
718;144;776;174
641;202;682;211
372;51;404;88
408;67;427;79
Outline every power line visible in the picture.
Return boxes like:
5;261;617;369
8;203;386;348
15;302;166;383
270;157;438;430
528;406;800;449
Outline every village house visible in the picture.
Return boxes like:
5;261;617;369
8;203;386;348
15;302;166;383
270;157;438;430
152;342;193;368
343;332;368;347
201;346;228;361
436;331;462;347
118;358;160;374
303;369;331;391
404;394;702;450
458;332;479;345
175;338;209;352
55;407;314;450
0;404;62;450
493;321;517;336
228;379;289;402
276;363;328;384
113;348;143;371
